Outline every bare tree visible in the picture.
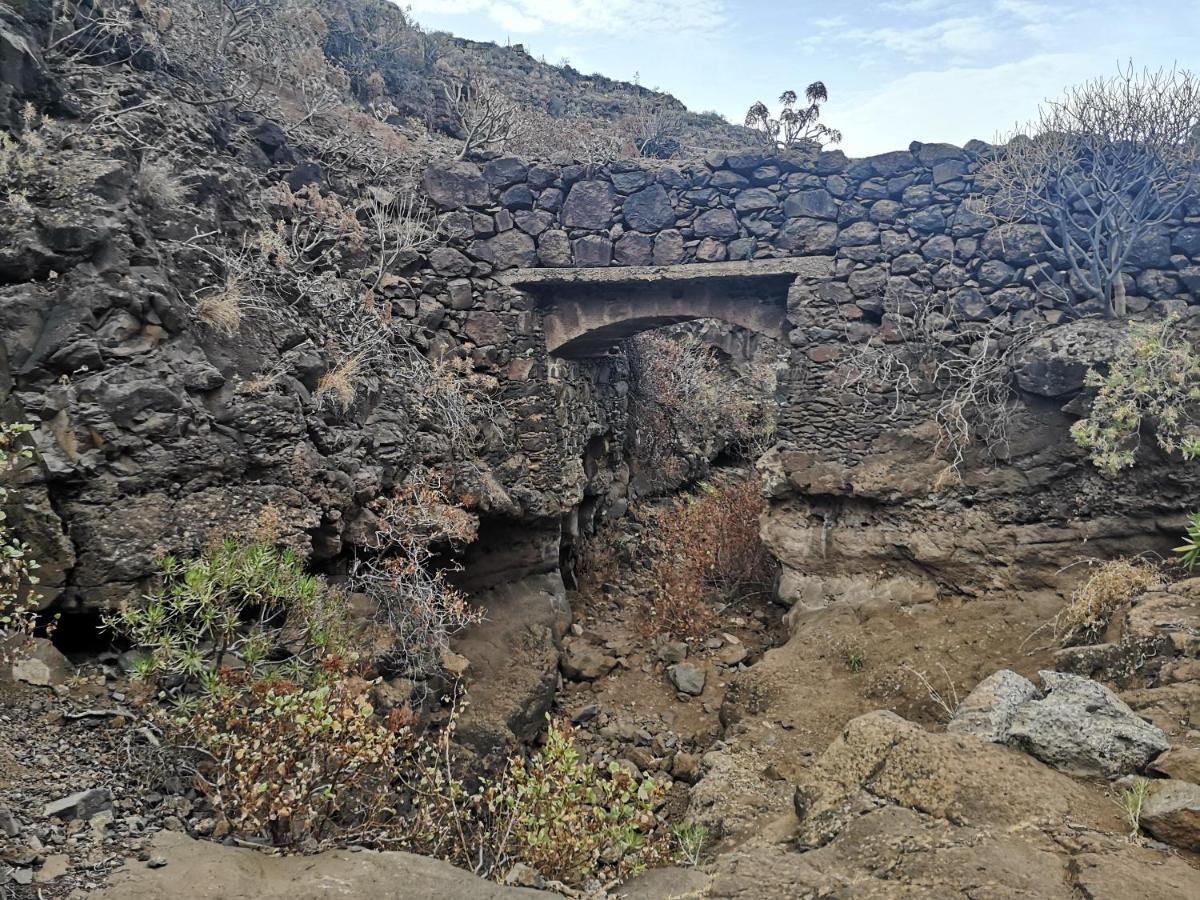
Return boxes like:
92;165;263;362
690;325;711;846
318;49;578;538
744;83;842;150
442;73;524;160
981;64;1200;318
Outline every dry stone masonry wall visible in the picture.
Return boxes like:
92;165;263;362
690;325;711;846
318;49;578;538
421;142;1200;606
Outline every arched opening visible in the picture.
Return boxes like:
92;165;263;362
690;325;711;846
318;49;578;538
500;258;820;358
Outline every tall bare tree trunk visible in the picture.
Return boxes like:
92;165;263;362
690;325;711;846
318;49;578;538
1112;276;1127;318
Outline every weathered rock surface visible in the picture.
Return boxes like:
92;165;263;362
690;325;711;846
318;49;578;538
454;573;570;754
690;708;1200;900
669;662;706;696
1151;747;1200;784
560;638;617;682
1140;779;1200;851
7;637;73;687
1008;671;1169;778
947;669;1038;743
793;711;1117;847
44;787;113;821
92;830;550;899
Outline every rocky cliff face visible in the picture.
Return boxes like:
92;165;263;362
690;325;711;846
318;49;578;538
2;0;1199;625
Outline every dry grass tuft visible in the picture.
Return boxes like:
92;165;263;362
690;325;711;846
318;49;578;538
195;278;243;336
316;352;366;412
136;160;186;207
1055;558;1160;645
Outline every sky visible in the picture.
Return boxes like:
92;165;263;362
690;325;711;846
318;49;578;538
403;0;1200;156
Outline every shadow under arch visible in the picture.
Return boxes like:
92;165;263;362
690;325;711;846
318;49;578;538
500;258;830;358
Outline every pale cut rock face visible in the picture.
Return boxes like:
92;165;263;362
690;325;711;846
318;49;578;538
1007;671;1170;778
1139;779;1200;851
947;669;1040;743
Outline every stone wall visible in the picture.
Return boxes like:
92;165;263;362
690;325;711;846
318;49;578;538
420;143;1200;605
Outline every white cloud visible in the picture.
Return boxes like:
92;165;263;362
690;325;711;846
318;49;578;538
490;3;546;32
833;51;1104;155
406;0;728;37
846;16;1001;60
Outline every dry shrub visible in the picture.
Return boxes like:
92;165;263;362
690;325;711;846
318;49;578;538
194;278;244;335
136;160;186;207
351;471;484;689
627;330;763;492
1055;558;1160;645
316;352;365;412
643;476;775;638
178;668;401;848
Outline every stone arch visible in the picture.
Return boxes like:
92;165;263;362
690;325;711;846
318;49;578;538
501;259;827;358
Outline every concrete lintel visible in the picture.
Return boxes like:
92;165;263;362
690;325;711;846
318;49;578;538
498;257;836;291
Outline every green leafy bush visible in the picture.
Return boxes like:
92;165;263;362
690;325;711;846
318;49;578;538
1175;513;1200;569
1070;318;1200;475
180;668;400;848
104;536;356;691
401;717;674;886
1;421;41;659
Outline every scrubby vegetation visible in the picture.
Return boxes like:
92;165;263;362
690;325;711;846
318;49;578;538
103;533;357;689
744;83;842;151
180;668;400;848
840;284;1040;477
627;329;774;492
0;421;40;659
983;64;1200;317
1054;558;1161;645
103;513;677;882
400;716;673;885
643;476;776;639
1175;513;1200;569
1071;317;1200;475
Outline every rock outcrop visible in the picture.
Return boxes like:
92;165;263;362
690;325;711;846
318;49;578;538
92;831;550;900
949;669;1170;778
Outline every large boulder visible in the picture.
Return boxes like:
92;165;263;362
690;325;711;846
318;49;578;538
947;669;1039;743
1013;318;1127;398
792;710;1117;847
1008;671;1169;778
452;573;570;755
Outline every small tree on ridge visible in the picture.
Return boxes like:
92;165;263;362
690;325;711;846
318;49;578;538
744;82;842;150
982;63;1200;317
